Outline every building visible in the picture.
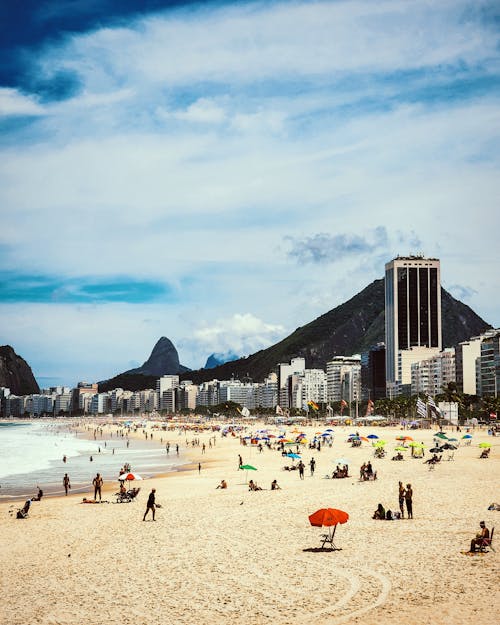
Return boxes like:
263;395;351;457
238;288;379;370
326;356;361;405
276;358;305;408
256;373;278;409
478;329;500;397
455;337;482;395
218;380;259;409
385;255;442;396
72;382;98;412
157;375;179;411
410;348;456;396
361;343;386;401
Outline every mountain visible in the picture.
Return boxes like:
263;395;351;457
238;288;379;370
98;337;189;393
0;345;40;396
180;279;491;385
204;351;241;369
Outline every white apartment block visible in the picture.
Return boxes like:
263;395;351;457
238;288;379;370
157;375;179;411
277;358;305;408
55;392;72;414
411;348;456;396
90;393;109;414
256;373;278;409
326;356;361;404
218;380;259;409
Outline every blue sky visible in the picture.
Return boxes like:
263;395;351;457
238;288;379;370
1;0;499;387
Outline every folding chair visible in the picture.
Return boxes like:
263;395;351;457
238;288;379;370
320;525;341;550
479;527;495;553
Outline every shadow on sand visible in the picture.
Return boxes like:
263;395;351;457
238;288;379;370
302;547;342;553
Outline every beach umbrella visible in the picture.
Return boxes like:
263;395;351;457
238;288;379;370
429;447;443;453
394;446;407;451
286;453;301;459
435;433;447;439
479;443;491;448
308;508;349;550
448;438;458;442
462;434;473;439
374;440;387;446
239;464;257;483
441;443;457;450
408;442;425;448
403;436;413;441
367;434;379;439
118;472;142;482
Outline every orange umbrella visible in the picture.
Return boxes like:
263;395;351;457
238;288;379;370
308;508;349;550
309;508;349;527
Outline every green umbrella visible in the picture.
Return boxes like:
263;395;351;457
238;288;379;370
374;440;387;447
479;443;491;448
408;442;425;448
394;446;407;451
239;464;257;484
435;433;447;439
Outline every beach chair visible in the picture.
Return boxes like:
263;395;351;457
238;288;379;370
478;527;495;553
320;526;341;550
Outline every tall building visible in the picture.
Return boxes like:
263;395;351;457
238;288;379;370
478;329;500;397
361;343;386;401
276;358;305;408
385;255;442;396
326;356;361;404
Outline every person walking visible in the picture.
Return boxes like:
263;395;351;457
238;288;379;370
398;481;405;518
405;483;413;519
143;488;156;521
298;460;305;480
92;473;103;501
63;473;71;496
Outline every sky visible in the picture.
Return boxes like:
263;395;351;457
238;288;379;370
1;0;499;388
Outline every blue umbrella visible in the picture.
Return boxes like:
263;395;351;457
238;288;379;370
367;434;379;439
287;453;301;459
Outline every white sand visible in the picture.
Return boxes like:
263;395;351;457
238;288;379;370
0;423;498;625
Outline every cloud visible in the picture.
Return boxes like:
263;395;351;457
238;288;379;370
446;284;478;301
181;313;286;359
0;88;44;117
286;227;390;264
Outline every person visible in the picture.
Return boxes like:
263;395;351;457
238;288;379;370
405;483;413;519
309;457;316;476
248;480;262;491
143;488;156;521
32;487;43;501
298;461;305;480
271;479;281;490
119;482;127;494
238;454;243;469
17;499;31;518
373;503;385;520
216;480;227;489
469;521;490;552
93;473;103;501
63;455;67;463
63;473;71;495
398;482;405;519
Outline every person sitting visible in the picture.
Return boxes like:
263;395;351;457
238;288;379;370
119;483;127;494
248;480;262;491
17;499;31;518
32;487;43;501
271;479;281;490
469;521;490;552
480;448;490;459
216;479;228;489
372;503;385;520
425;454;439;465
391;452;404;461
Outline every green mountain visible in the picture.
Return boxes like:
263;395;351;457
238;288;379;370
181;279;491;385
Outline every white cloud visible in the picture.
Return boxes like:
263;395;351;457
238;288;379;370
0;88;44;117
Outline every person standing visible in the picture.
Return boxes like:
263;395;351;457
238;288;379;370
309;457;316;476
143;488;156;521
405;483;413;519
398;481;405;519
92;473;103;501
63;473;71;496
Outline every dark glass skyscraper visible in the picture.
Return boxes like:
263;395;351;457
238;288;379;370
385;256;442;395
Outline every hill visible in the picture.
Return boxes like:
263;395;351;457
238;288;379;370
0;345;40;395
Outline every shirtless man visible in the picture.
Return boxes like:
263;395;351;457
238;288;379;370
470;521;490;552
92;473;103;501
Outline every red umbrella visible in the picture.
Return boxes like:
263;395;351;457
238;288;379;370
308;508;349;550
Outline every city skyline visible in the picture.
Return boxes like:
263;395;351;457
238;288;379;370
1;1;499;387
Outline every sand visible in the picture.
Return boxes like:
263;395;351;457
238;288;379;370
0;422;498;625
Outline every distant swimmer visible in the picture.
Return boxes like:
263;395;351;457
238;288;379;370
63;455;67;463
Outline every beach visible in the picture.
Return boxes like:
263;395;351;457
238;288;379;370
0;421;498;625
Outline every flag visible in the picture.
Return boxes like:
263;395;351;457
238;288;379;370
427;395;441;416
240;406;250;418
490;412;497;420
307;400;319;411
276;405;284;416
326;404;333;415
340;399;348;415
416;397;427;419
365;399;374;416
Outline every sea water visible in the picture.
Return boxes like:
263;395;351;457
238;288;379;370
0;421;182;499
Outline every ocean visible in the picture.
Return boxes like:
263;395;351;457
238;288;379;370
0;421;183;499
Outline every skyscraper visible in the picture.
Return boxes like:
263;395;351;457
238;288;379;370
385;255;442;395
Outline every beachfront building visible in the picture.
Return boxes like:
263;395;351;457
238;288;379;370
55;391;72;414
385;255;442;396
72;382;98;413
276;358;306;408
361;343;386;401
410;348;456;396
288;368;326;409
196;381;219;407
326;356;361;404
256;373;278;409
157;375;179;411
218;380;259;409
3;394;28;417
0;387;10;417
477;329;500;397
89;392;109;414
455;336;482;396
28;393;54;416
176;382;198;411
